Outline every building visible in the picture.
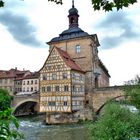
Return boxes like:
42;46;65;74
40;47;85;113
0;68;30;95
47;2;110;92
39;1;110;123
22;72;40;94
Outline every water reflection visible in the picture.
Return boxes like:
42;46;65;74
18;115;88;140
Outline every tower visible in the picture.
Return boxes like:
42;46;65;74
68;0;79;28
47;1;110;92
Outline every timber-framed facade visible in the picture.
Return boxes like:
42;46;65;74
40;47;85;113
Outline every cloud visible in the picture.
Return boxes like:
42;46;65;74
96;11;140;49
0;10;42;47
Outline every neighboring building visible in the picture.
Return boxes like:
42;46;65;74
0;68;30;95
22;72;40;94
40;47;85;113
47;2;110;93
14;70;31;93
0;69;15;95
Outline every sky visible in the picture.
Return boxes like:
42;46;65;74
0;0;140;86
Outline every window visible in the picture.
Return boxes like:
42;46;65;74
27;87;29;92
48;101;56;106
55;86;60;92
23;87;25;92
80;75;83;81
72;73;75;79
4;79;7;84
10;87;13;92
72;85;75;92
64;85;69;92
47;66;51;70
64;101;67;106
75;45;80;53
57;65;61;69
35;80;37;84
62;73;68;79
35;87;37;91
27;81;29;85
42;87;45;92
31;80;33;84
23;81;25;85
52;74;57;80
47;86;51;92
70;17;75;24
43;75;47;80
81;86;84;92
31;87;33;91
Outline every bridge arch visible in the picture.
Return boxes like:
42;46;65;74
95;95;125;115
13;99;39;116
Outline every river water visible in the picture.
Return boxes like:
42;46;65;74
18;115;88;140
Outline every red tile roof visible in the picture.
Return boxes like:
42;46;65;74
0;68;31;80
55;47;84;72
23;72;40;79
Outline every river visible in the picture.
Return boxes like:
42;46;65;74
18;115;88;140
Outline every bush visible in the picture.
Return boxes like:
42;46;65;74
0;89;23;140
88;103;140;140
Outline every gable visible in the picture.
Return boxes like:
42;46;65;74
40;47;70;73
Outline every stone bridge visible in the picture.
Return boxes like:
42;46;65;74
87;86;125;114
11;93;40;116
11;86;128;116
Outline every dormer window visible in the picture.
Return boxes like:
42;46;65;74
75;45;80;53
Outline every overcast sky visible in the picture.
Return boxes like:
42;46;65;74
0;0;140;86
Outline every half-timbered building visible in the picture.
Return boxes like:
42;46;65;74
40;47;85;113
39;1;110;123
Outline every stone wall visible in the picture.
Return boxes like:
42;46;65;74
90;86;125;112
46;108;93;124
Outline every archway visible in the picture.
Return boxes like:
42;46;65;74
13;101;39;116
95;95;125;115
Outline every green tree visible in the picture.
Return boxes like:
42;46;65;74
48;0;137;11
0;89;23;140
124;75;140;110
0;0;138;12
88;103;140;140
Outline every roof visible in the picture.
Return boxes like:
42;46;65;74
55;47;84;72
0;68;31;80
48;27;89;43
23;72;40;80
39;46;84;73
98;59;110;77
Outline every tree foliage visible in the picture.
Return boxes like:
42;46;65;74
88;103;140;140
0;89;12;111
0;89;23;140
0;0;4;8
123;75;140;110
48;0;137;11
0;0;137;11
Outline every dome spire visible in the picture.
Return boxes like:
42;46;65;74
72;0;74;8
68;0;79;28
